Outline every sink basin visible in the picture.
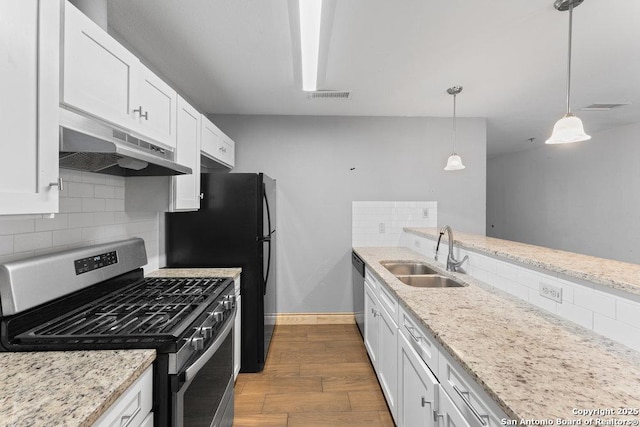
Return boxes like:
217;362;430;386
397;275;465;288
380;261;440;276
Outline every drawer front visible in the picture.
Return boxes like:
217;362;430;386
377;280;398;324
94;365;153;427
365;268;378;294
438;354;506;427
399;305;439;375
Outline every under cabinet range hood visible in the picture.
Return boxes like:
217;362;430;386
58;108;192;176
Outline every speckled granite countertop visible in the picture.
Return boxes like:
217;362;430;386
147;267;241;279
405;227;640;297
0;349;155;427
354;246;640;421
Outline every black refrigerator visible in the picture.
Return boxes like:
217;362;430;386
165;173;276;373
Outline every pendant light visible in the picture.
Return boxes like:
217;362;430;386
546;0;591;144
444;86;465;171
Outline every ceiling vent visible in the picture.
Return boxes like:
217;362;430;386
308;91;350;100
580;103;631;111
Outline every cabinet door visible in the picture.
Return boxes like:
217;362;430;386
0;0;60;215
137;65;177;148
437;388;472;427
201;116;222;161
218;134;235;167
172;96;201;211
378;304;398;422
62;1;140;130
364;284;379;368
398;332;438;427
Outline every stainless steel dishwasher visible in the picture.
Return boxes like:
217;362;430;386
352;251;365;338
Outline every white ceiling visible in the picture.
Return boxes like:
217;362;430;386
107;0;640;157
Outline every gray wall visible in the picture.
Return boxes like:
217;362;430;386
487;121;640;264
213;115;486;313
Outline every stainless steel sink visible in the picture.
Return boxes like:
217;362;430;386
380;261;440;276
396;275;465;288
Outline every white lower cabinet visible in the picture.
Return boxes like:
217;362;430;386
363;266;507;427
364;280;380;367
398;331;439;427
364;269;398;423
93;365;153;427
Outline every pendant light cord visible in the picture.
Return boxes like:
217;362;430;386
452;93;457;153
566;2;573;114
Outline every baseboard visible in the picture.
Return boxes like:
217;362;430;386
268;313;355;325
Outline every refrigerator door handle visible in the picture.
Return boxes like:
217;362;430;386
262;187;274;295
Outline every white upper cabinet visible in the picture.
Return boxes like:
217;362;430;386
62;1;140;130
172;96;201;211
201;116;235;169
0;0;60;215
137;65;178;148
62;2;177;149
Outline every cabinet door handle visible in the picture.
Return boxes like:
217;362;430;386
452;384;489;426
199;193;204;200
133;106;149;120
219;146;227;153
405;324;422;342
49;178;63;191
421;396;428;407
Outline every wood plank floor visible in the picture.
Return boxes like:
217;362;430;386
233;324;394;427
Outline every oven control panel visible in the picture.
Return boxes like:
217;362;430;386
74;251;118;275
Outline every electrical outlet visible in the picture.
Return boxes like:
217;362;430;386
539;282;562;303
414;239;421;248
378;223;385;234
422;208;429;218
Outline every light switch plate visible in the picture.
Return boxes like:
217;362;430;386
378;223;385;234
422;208;429;218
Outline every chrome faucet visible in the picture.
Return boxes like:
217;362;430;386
435;225;468;272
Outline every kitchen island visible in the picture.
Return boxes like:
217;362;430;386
355;246;640;421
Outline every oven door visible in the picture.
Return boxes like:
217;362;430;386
173;308;235;427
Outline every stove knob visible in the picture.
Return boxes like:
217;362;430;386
190;336;204;351
200;326;213;339
213;310;224;322
223;299;233;310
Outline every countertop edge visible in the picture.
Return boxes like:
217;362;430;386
82;351;156;426
404;227;640;297
147;267;242;279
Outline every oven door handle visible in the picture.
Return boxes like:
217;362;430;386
185;307;236;383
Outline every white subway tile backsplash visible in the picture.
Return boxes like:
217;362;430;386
0;219;35;235
352;201;437;247
573;287;616;318
14;232;52;253
94;212;116;226
82;198;106;213
59;169;83;183
556;302;594;330
60;198;82;213
94;185;116;198
0;236;13;255
68;213;95;228
81;172;106;185
593;314;640;353
52;229;82;246
528;289;558;314
616;299;640;329
35;214;69;232
67;182;94;198
0;170;160;271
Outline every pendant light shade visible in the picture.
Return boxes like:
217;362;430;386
444;86;465;171
546;113;591;144
445;154;465;171
546;0;590;144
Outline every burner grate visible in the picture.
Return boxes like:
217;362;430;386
23;277;228;339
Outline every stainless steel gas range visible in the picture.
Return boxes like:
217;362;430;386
0;238;235;427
